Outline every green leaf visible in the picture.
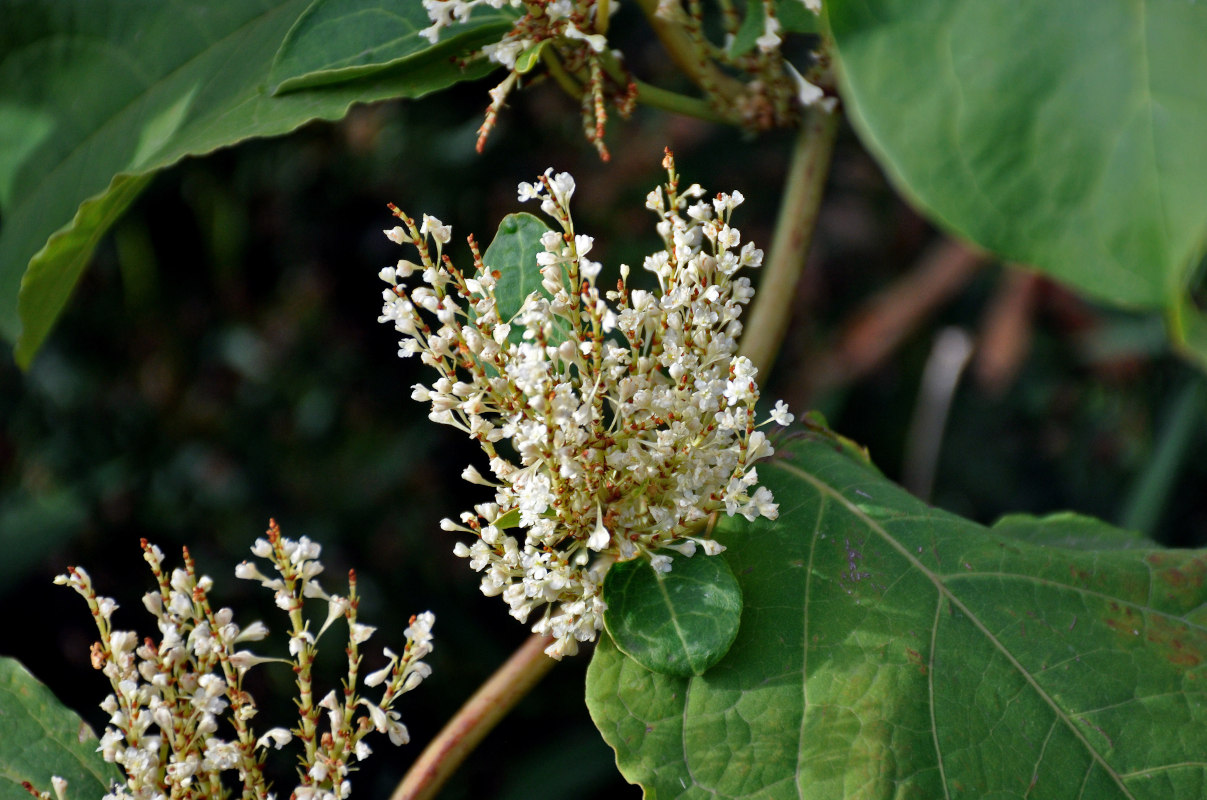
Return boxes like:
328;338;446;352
514;41;549;75
828;0;1207;315
0;0;500;368
992;511;1153;551
481;212;557;344
602;554;743;677
0;657;121;799
269;0;514;93
587;437;1207;798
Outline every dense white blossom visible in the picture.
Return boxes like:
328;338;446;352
380;152;792;658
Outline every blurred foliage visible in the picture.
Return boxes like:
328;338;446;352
2;56;1205;798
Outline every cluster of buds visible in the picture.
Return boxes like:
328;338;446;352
378;151;792;658
48;521;434;800
419;0;830;158
422;0;635;159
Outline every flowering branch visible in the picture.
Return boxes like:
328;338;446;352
378;151;793;661
421;0;830;155
49;523;434;800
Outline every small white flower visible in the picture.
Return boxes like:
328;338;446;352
350;623;376;645
756;14;781;52
364;659;395;688
420;214;452;244
770;400;794;426
588;506;611;551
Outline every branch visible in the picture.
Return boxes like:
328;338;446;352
390;633;557;800
630;0;745;114
740;105;840;377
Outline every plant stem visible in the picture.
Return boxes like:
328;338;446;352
390;633;557;800
1120;376;1205;536
631;79;728;124
631;0;744;115
542;47;584;99
740;105;840;377
596;0;611;35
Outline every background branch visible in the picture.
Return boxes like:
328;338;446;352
390;634;558;800
740;106;840;377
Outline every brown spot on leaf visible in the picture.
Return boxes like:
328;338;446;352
1148;552;1207;608
1069;565;1092;583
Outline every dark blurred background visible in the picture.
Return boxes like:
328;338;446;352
2;50;1205;799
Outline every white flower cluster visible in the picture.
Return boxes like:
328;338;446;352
379;151;792;659
52;522;434;800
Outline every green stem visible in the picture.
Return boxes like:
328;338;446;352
593;47;727;125
739;105;840;377
389;633;557;800
596;0;611;35
631;79;729;124
542;47;584;99
1120;376;1205;536
631;0;745;115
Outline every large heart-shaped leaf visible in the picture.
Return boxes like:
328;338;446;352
0;0;506;368
828;0;1207;318
587;436;1207;798
0;657;120;800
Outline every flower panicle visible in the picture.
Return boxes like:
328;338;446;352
380;151;793;658
50;523;434;800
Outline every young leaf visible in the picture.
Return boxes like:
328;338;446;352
603;553;743;677
827;0;1207;318
0;0;497;369
0;657;121;798
268;0;514;93
483;213;553;326
587;437;1207;798
480;212;573;348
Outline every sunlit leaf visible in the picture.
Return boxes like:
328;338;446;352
268;0;513;93
828;0;1207;322
480;211;578;348
587;437;1207;798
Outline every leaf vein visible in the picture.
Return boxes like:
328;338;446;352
772;459;1138;800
